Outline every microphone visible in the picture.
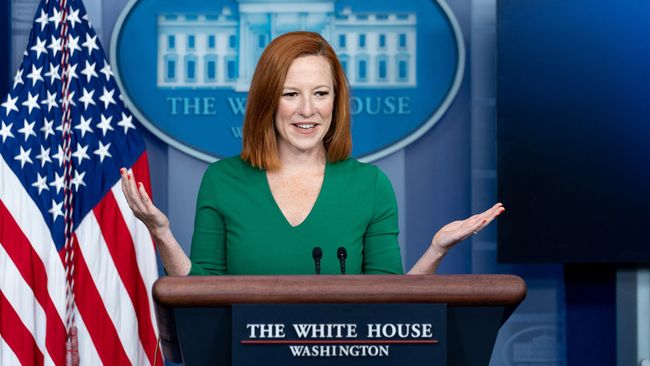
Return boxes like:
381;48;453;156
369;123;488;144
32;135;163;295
312;247;323;275
337;247;347;275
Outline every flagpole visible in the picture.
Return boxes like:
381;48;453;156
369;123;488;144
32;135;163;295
0;1;10;99
57;0;79;364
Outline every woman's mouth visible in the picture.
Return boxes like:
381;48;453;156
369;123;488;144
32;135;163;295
293;123;317;130
291;122;321;136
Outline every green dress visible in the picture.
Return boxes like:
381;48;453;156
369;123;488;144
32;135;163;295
188;156;404;275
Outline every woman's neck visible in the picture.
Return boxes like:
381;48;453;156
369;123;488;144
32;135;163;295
275;143;326;174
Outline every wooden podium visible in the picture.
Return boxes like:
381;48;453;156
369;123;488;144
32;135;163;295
153;275;526;365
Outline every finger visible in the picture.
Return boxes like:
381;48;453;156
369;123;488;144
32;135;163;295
466;203;505;235
475;208;504;232
463;214;484;228
138;181;169;228
120;168;137;207
122;169;138;203
486;204;505;220
451;204;503;238
477;203;504;221
125;170;148;213
137;181;154;210
490;202;505;214
483;203;501;216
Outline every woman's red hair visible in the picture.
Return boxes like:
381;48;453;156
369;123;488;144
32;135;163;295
241;31;351;170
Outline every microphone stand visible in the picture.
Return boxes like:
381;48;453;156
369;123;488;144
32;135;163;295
312;247;322;275
337;247;347;275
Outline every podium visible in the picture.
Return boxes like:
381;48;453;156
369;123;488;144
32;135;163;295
153;275;526;365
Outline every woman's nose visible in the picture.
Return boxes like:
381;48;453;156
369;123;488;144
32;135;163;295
299;96;315;117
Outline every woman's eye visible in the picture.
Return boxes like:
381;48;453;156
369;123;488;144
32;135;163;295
283;92;298;97
315;91;329;97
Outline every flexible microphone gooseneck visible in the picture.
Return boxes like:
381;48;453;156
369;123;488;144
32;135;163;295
312;247;323;275
337;247;347;275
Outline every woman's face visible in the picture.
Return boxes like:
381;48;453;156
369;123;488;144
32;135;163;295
274;55;334;156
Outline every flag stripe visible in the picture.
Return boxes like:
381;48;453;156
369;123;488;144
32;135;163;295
0;243;44;337
0;200;66;365
93;189;158;366
0;156;67;319
0;244;57;366
0;333;23;366
71;233;133;365
0;243;41;340
0;290;45;366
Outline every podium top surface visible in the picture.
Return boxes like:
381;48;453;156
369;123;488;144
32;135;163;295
153;274;526;307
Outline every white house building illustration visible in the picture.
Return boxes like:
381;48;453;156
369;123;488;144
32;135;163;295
156;0;417;90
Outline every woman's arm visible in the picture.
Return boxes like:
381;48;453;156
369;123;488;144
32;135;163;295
407;203;505;274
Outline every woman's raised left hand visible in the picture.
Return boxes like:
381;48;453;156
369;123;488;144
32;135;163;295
408;203;505;274
430;202;505;255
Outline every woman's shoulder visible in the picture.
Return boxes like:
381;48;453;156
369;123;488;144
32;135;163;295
330;158;384;179
328;159;393;192
204;155;258;176
328;158;395;203
199;156;262;189
198;156;261;196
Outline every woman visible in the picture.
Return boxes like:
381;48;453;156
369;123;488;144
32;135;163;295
120;31;504;276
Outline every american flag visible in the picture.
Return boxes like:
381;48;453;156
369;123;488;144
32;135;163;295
0;0;161;365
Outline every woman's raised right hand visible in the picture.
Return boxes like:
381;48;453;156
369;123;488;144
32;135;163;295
119;167;169;237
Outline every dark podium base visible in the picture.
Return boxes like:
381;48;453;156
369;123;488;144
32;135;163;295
154;275;526;366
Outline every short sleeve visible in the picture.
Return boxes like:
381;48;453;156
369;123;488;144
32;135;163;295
188;165;227;275
362;169;404;274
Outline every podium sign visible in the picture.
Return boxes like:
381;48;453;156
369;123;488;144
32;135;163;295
232;304;446;365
